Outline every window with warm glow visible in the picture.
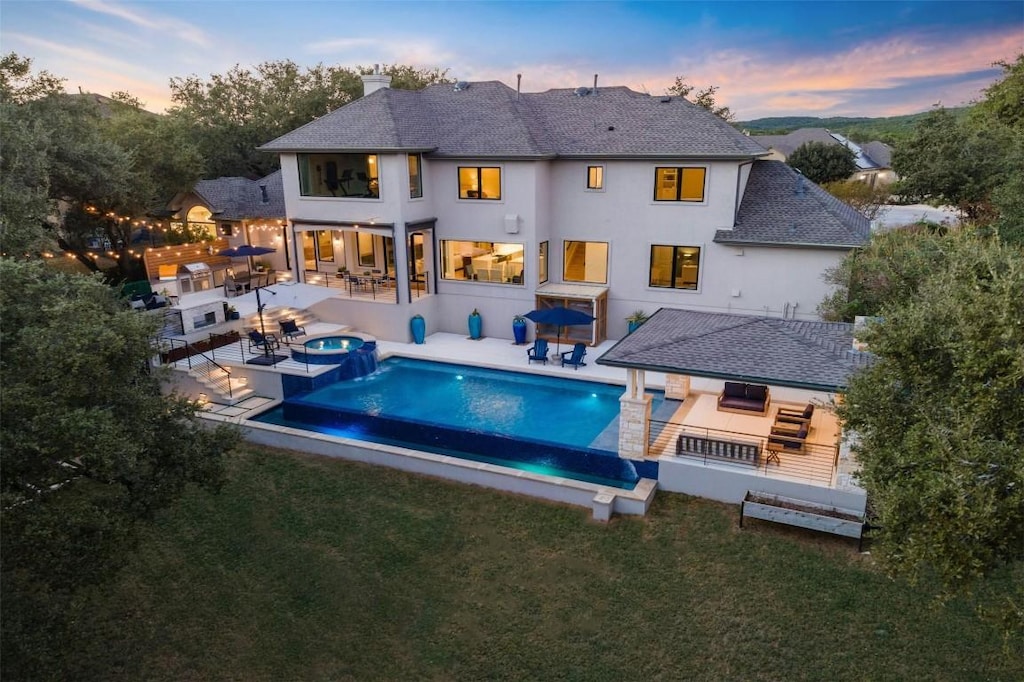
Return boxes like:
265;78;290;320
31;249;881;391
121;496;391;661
654;167;706;202
563;241;608;284
538;241;548;284
297;153;379;198
440;240;524;284
408;154;423;198
316;230;335;262
586;165;604;190
357;232;376;267
458;167;501;200
649;245;700;289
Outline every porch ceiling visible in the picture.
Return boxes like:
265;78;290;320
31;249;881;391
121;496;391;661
596;308;873;391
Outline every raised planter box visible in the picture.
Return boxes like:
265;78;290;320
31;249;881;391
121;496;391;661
740;490;867;548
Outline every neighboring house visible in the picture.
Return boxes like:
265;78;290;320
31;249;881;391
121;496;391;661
753;128;896;187
149;171;290;291
258;76;870;342
164;170;287;245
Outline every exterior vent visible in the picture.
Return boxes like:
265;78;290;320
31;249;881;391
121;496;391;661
574;86;591;97
660;96;672;103
453;81;470;92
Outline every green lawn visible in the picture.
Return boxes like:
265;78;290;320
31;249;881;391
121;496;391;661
67;446;1021;681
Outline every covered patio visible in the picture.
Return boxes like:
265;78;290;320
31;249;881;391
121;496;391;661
597;308;873;492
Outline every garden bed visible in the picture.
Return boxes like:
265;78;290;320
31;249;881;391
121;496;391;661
740;490;866;546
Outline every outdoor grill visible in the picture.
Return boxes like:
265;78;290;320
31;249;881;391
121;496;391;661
178;262;214;294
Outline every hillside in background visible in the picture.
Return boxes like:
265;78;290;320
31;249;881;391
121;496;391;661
738;107;970;143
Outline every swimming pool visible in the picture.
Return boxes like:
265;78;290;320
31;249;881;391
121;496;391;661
252;357;662;488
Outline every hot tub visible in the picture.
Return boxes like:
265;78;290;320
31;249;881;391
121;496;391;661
290;332;379;377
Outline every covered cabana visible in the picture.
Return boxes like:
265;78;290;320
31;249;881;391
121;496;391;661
596;308;873;473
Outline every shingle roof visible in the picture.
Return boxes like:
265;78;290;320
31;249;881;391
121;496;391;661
861;140;892;168
715;160;870;248
192;170;285;220
597;308;873;391
260;82;768;159
753;128;892;170
752;128;836;158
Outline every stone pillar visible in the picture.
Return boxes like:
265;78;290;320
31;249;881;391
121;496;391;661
618;393;652;460
665;373;691;400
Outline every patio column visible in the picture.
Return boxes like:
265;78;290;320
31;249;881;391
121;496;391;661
665;373;691;400
619;369;651;459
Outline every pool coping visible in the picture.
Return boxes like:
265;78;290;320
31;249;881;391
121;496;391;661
203;399;657;520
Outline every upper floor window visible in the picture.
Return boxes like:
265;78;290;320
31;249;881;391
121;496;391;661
408;154;423;199
649;245;700;290
654;167;706;202
586;165;604;190
440;240;524;284
538;241;549;284
458;167;501;200
298;153;379;198
563;240;608;284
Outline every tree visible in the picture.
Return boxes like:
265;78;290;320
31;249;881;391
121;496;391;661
892;106;1012;222
168;61;452;178
667;76;734;121
836;232;1024;604
0;53;63;256
786;141;857;184
0;260;239;677
822;179;890;221
818;226;954;322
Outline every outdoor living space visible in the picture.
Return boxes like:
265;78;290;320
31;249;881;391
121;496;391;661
648;391;842;487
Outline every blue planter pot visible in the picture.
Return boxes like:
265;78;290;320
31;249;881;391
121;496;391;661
628;320;642;334
512;320;527;345
468;313;482;340
410;315;426;344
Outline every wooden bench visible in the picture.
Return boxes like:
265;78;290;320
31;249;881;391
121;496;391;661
676;433;761;466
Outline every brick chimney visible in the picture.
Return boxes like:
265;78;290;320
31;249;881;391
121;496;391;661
361;64;391;97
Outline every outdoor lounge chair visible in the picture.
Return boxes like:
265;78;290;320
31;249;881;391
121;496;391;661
767;423;808;456
247;330;280;352
775;403;814;426
279;318;306;340
527;339;549;364
560;342;587;370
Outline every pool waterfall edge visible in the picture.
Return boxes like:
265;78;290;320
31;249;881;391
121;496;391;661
216;406;657;519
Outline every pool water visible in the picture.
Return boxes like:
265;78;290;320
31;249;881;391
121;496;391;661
252;357;662;488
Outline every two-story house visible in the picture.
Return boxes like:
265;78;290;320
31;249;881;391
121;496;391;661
258;73;869;344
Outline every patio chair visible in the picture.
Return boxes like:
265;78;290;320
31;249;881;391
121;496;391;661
224;276;246;298
767;423;808;457
775;403;814;426
527;338;549;364
247;329;280;352
279;318;306;341
560;342;587;370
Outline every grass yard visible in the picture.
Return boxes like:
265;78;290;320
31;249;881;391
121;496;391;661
64;445;1022;681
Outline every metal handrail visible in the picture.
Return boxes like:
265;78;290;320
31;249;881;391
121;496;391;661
649;418;839;487
161;336;235;400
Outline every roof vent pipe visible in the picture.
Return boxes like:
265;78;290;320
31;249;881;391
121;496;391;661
259;185;268;204
516;73;521;100
593;73;598;94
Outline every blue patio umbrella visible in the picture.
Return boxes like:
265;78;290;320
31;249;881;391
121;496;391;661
218;244;276;271
523;306;595;355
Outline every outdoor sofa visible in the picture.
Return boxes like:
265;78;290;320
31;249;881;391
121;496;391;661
717;382;771;416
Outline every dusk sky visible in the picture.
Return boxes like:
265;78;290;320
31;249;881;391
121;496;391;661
3;0;1021;119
